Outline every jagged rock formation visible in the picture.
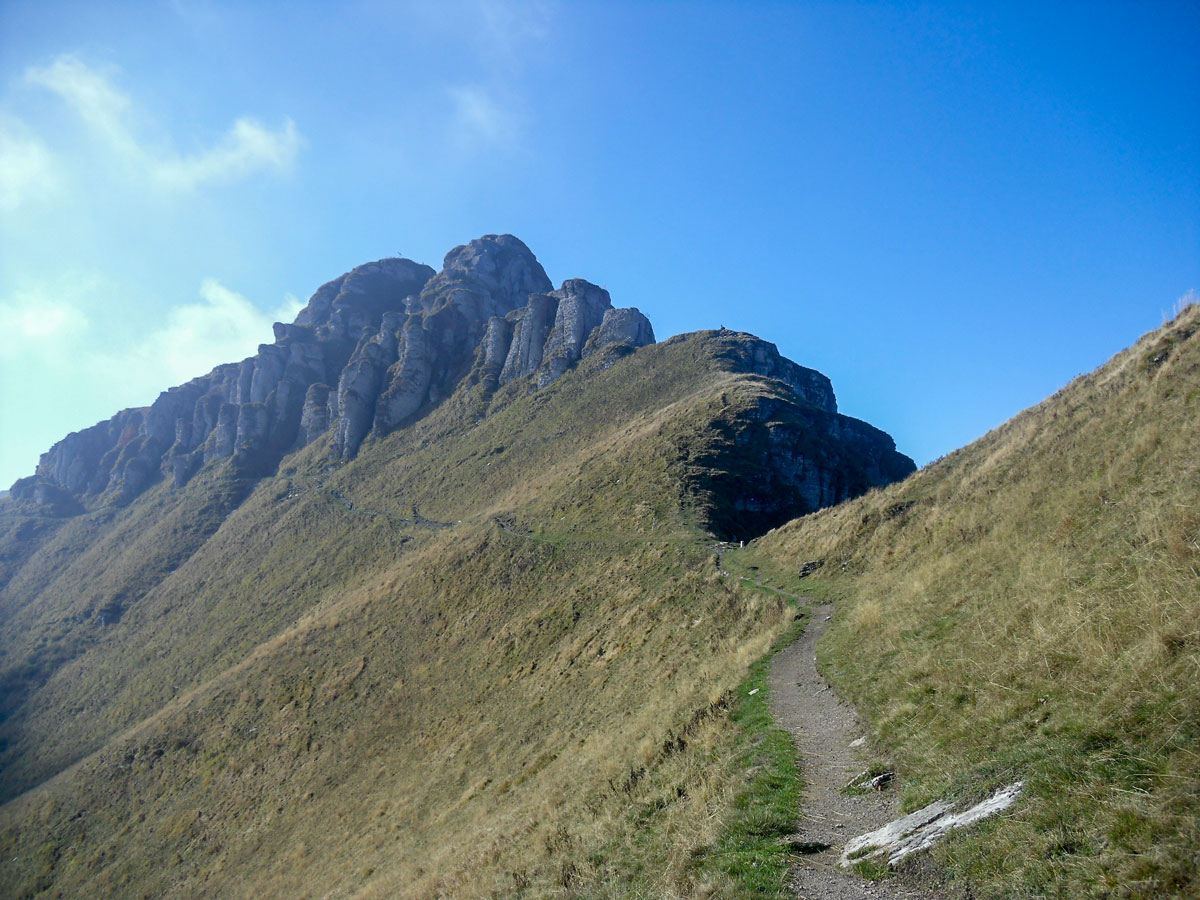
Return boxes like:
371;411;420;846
10;236;656;505
8;235;910;527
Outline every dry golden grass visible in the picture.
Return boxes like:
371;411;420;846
755;302;1200;898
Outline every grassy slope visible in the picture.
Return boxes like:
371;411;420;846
0;334;810;899
0;471;257;733
752;305;1200;898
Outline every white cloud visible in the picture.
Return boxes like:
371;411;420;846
0;273;300;389
0;277;95;356
25;56;141;160
447;84;520;147
118;279;303;385
0;275;300;486
0;299;85;341
0;117;60;210
153;117;301;189
24;54;301;190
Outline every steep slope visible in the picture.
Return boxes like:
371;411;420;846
750;303;1200;899
0;238;915;899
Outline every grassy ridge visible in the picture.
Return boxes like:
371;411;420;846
753;304;1200;898
0;334;813;899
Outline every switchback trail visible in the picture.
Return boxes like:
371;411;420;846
769;604;943;899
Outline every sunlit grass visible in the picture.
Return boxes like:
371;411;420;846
754;303;1200;898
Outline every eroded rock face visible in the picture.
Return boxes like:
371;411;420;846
17;253;436;503
416;234;552;321
10;235;658;505
500;293;559;383
374;316;434;435
299;384;334;447
536;279;612;388
584;307;655;357
332;325;400;458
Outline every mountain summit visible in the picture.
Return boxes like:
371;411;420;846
12;236;653;504
9;235;912;532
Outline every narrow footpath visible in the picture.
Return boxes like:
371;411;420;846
769;604;942;900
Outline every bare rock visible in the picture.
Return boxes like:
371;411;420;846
299;384;334;447
203;403;239;462
333;327;399;458
500;293;559;383
536;279;612;388
698;329;838;413
841;782;1024;869
479;316;513;377
375;317;434;432
417;234;551;321
584;307;655;356
295;258;435;337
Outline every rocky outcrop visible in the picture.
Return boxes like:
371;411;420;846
500;293;559;383
478;316;513;379
10;235;662;506
667;329;837;414
299;384;335;447
584;307;655;357
374;317;434;434
332;322;400;459
536;280;612;388
675;331;915;540
415;234;552;321
493;280;656;389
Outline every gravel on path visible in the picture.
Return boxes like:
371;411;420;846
768;604;946;900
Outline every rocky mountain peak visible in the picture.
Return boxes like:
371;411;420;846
293;257;435;336
416;233;552;320
10;236;656;506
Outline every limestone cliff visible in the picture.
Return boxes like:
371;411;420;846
10;235;656;503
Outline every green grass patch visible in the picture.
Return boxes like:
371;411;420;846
694;613;808;898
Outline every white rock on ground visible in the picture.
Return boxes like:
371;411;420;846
841;782;1024;869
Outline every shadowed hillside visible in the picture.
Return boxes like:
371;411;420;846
750;302;1200;899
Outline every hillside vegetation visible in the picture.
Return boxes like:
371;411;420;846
751;303;1200;898
0;333;825;899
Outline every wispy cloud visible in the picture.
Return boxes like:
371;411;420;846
447;85;521;147
0;274;301;485
125;279;303;383
0;273;301;387
476;0;553;70
0;293;86;348
406;1;553;152
24;54;301;190
153;117;302;190
0;117;60;210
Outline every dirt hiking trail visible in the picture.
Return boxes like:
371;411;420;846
769;604;945;899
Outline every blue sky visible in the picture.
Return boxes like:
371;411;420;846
1;0;1197;487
